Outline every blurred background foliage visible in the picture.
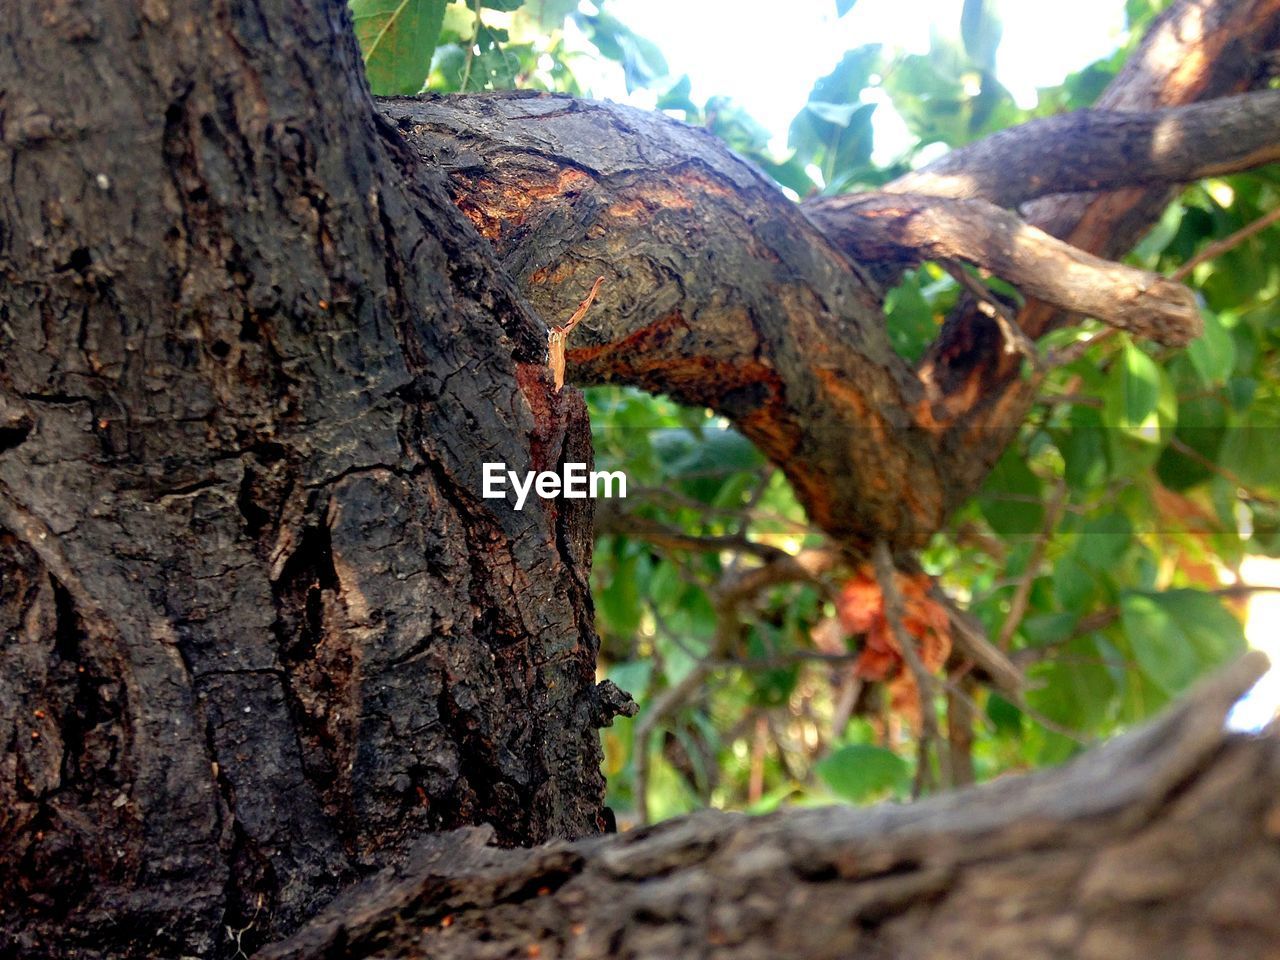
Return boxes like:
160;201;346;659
351;0;1279;824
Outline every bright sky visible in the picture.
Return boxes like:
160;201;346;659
594;0;1129;147
1229;557;1280;730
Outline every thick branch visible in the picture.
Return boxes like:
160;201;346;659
261;654;1280;960
385;0;1279;548
877;89;1280;207
382;94;948;548
805;193;1202;345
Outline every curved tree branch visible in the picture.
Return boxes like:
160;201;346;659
915;0;1280;501
382;0;1278;547
382;93;949;548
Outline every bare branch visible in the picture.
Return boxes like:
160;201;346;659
805;192;1203;345
873;542;945;795
929;587;1026;699
881;89;1280;207
997;480;1069;651
594;506;791;562
1170;202;1280;281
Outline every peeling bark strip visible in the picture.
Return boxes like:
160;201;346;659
0;1;625;956
550;276;606;391
261;654;1280;960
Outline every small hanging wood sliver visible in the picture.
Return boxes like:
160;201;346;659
548;276;606;392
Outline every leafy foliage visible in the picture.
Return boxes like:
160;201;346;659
348;0;1276;825
351;0;449;94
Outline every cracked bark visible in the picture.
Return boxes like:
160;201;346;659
0;2;626;956
382;0;1280;546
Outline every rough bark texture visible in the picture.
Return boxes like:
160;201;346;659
916;0;1280;498
383;0;1280;547
381;93;946;549
805;192;1201;345
260;654;1280;960
0;3;626;956
878;88;1280;206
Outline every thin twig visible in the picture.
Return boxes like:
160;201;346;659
708;649;862;670
459;0;484;92
632;662;714;825
946;672;978;788
930;586;1026;699
1045;327;1119;369
1167;436;1280;508
594;508;790;562
997;479;1068;651
942;259;1044;371
1170;203;1280;282
872;541;944;797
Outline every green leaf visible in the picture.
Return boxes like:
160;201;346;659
986;694;1023;736
1156;395;1226;491
1056;406;1109;491
977;449;1044;536
884;270;938;363
816;744;909;802
1103;342;1164;441
789;46;881;177
1186;311;1237;386
960;0;1003;73
803;101;869;126
597;552;643;635
1076;512;1132;569
577;11;668;91
608;660;653;704
656;75;696;113
1026;634;1117;733
1132;202;1183;263
522;0;578;29
652;426;764;503
351;0;448;95
1220;401;1280;489
1052;551;1101;611
1120;590;1246;696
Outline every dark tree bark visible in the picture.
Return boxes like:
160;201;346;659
0;0;1277;958
264;656;1280;960
0;3;628;956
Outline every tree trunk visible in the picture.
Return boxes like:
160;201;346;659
0;3;627;956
